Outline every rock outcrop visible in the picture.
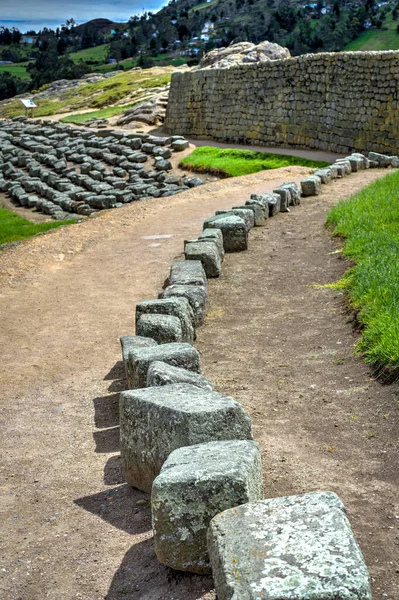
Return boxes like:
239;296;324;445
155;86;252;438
196;40;290;70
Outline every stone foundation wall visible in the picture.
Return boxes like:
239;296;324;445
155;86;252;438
165;51;399;155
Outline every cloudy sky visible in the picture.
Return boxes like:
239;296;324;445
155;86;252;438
0;0;168;32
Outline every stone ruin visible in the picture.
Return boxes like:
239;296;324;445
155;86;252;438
115;149;396;597
196;40;291;70
0;118;201;222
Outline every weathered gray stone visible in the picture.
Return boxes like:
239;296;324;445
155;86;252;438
136;314;184;344
162;284;208;327
351;153;370;169
391;156;399;168
146;360;212;390
273;187;291;212
127;342;200;389
300;175;321;196
280;182;301;205
185;240;222;278
203;214;248;252
215;208;254;232
169;260;208;289
250;192;281;217
136;297;195;343
241;202;267;226
314;168;332;184
171;139;189;151
120;383;252;492
199;228;225;257
208;491;372;600
152;440;263;574
120;335;157;385
335;159;352;175
368;151;393;167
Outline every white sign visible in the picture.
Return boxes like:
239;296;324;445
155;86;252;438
20;99;37;108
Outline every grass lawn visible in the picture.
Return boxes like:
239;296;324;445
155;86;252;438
327;170;399;379
0;207;75;245
345;15;399;51
59;100;142;124
69;44;110;64
179;146;329;177
0;63;31;80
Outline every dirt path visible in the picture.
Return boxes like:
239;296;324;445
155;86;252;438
1;167;398;600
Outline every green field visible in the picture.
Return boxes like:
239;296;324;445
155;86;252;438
0;206;75;245
0;63;30;80
327;170;399;379
179;146;329;177
69;44;110;64
345;15;399;51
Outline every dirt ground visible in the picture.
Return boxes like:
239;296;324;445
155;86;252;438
0;166;398;600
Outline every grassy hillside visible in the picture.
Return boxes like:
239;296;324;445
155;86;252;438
345;15;399;51
70;44;110;64
1;67;174;118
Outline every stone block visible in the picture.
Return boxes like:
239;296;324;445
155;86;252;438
314;168;332;184
215;208;254;231
208;491;371;600
127;342;200;389
351;153;370;169
146;360;212;390
280;182;301;205
251;192;281;217
120;335;157;386
136;298;195;343
199;228;225;257
185;241;222;278
203;214;248;253
335;159;352;175
120;383;252;492
368;151;392;167
152;440;263;573
162;284;208;327
136;314;183;344
169;260;208;289
273;187;291;212
172;139;189;151
242;202;267;226
301;175;321;196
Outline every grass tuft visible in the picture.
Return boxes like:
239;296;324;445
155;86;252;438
327;170;399;380
0;207;75;246
179;146;329;178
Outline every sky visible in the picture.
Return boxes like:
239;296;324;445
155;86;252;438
0;0;168;33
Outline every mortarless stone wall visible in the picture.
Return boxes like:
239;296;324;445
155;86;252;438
165;51;399;155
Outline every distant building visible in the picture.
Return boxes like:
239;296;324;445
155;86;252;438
20;36;37;44
108;58;117;64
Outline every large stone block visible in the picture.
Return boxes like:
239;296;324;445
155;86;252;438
250;192;281;217
146;360;212;390
136;297;195;343
120;335;157;384
368;151;392;167
120;383;252;492
208;491;372;600
127;342;200;389
152;440;263;574
162;284;208;327
136;314;183;344
203;214;248;252
273;187;291;212
169;260;208;289
242;202;267;226
215;208;255;231
300;175;321;197
185;240;222;278
281;182;301;205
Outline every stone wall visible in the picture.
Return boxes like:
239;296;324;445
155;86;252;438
165;51;399;155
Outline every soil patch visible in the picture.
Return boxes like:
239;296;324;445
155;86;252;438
0;167;397;600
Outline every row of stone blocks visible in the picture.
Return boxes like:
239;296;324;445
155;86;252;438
118;176;372;597
300;150;399;197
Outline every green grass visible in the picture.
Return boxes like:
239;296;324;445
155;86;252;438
179;146;329;177
0;63;31;80
0;206;75;245
69;44;110;64
327;171;399;379
345;15;399;51
59;100;143;123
